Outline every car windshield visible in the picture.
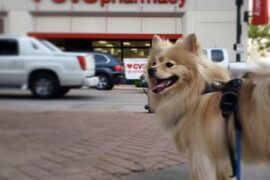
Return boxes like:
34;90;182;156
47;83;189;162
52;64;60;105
40;40;63;53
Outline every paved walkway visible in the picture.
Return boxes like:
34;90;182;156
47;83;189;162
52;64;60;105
0;110;185;180
126;164;270;180
1;86;270;180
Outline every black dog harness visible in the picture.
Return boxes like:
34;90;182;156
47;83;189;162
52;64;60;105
203;79;243;179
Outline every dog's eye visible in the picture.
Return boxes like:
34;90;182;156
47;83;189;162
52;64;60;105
152;62;156;66
166;62;174;68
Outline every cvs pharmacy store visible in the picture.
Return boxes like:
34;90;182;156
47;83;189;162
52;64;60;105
1;0;248;62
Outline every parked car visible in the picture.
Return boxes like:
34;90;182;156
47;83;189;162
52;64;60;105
0;35;99;98
203;48;254;77
90;52;125;90
41;40;125;90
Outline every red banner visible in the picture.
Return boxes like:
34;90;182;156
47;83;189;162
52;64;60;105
252;0;269;25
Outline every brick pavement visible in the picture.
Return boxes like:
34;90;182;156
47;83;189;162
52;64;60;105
0;110;186;180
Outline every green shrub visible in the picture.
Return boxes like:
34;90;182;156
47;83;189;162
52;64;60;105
134;80;143;87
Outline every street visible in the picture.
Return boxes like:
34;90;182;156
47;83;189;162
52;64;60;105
0;85;148;112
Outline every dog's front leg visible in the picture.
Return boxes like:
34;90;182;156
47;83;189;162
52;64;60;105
188;151;217;180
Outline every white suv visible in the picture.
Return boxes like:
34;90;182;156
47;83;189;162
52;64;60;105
0;35;99;98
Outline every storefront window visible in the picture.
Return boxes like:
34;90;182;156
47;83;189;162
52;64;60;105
123;40;150;59
93;47;122;61
93;40;121;47
123;40;151;47
93;40;121;60
49;39;152;62
123;48;149;58
92;40;151;61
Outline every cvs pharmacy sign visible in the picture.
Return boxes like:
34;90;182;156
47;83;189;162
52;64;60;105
33;0;186;8
126;63;144;70
124;58;147;80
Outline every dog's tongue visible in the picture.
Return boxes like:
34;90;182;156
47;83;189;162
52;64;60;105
151;81;167;93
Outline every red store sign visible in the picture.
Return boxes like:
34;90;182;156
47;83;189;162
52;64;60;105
252;0;269;25
34;0;186;8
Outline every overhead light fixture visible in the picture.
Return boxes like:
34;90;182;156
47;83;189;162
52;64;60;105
145;43;151;46
131;48;138;51
123;42;131;45
106;44;113;47
98;41;107;44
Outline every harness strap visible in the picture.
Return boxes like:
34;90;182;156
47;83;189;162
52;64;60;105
203;79;243;179
202;81;225;94
234;100;242;180
224;116;237;177
220;79;242;179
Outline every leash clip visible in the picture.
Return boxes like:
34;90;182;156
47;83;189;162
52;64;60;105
220;79;242;119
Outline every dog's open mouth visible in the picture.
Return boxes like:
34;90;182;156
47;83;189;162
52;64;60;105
151;76;179;93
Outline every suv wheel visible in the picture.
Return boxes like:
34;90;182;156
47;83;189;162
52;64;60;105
96;74;114;90
30;73;60;99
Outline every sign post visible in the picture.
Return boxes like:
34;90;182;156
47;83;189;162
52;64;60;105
234;0;243;62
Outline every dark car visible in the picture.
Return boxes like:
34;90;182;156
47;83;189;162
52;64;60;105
91;52;125;90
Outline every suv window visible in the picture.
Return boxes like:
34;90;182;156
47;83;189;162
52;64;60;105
31;41;40;50
211;49;224;62
94;54;109;64
0;39;19;55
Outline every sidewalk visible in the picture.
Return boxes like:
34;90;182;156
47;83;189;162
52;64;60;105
126;164;270;180
114;84;143;90
1;98;270;180
0;110;185;180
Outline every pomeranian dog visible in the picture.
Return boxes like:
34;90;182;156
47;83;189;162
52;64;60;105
146;33;270;180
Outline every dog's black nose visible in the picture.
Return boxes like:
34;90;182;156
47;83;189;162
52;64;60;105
148;68;156;77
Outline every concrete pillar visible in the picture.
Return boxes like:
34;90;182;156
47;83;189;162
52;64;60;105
7;11;33;35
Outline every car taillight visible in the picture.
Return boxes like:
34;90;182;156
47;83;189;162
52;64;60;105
77;56;87;70
114;65;124;72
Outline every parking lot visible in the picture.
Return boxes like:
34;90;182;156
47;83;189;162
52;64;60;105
0;85;185;180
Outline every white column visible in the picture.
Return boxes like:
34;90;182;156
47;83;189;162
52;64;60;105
182;11;197;35
7;11;33;34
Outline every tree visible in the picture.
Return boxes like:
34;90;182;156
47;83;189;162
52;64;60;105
248;24;270;57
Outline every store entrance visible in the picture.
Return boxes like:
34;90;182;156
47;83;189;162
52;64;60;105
48;38;152;63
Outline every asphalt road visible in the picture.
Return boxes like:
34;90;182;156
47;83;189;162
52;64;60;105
0;85;148;112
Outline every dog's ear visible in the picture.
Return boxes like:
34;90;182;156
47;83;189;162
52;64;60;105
152;35;163;49
180;33;201;54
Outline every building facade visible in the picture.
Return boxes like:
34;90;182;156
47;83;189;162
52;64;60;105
0;0;249;61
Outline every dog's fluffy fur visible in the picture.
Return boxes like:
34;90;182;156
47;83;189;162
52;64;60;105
146;34;270;180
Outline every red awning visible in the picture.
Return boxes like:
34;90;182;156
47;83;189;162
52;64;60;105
28;32;182;40
252;0;269;25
